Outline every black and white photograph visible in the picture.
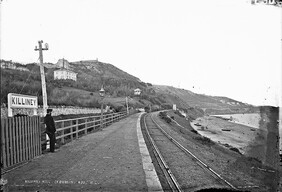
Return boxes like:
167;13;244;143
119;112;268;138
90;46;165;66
0;0;281;191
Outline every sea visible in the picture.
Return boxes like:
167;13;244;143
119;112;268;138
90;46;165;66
211;113;261;129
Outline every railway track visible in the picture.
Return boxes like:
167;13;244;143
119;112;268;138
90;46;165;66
142;112;237;192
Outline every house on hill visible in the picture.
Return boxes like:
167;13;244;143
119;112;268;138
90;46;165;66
134;88;142;96
1;60;30;71
54;68;77;81
0;60;16;69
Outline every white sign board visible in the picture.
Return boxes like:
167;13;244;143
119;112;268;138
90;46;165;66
8;93;38;117
173;104;177;110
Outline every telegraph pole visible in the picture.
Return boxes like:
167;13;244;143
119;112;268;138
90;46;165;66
125;96;129;115
35;40;49;116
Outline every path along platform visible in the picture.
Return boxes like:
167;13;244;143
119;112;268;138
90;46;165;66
2;113;163;192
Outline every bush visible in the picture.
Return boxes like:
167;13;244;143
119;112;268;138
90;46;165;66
194;136;213;145
190;129;198;134
159;112;171;123
230;147;241;154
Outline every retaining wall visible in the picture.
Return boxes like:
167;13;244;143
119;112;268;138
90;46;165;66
1;106;102;118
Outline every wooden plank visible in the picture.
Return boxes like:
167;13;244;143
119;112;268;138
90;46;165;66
7;118;11;167
36;117;40;155
23;116;27;162
4;118;9;168
1;118;7;168
39;116;42;155
23;117;27;161
8;118;12;166
34;117;37;157
30;117;34;159
26;117;31;160
11;118;16;165
32;117;36;158
38;117;42;155
17;117;21;163
18;117;23;163
9;118;14;166
28;117;35;159
34;116;39;156
38;117;43;155
23;117;26;159
29;117;33;159
34;117;38;156
14;117;19;164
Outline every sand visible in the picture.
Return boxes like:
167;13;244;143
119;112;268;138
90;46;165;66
190;114;265;155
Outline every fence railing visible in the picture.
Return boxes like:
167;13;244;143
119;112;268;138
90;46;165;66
43;111;128;146
1;116;41;169
1;111;128;170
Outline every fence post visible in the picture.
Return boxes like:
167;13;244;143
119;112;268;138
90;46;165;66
84;118;87;135
70;120;73;142
61;121;65;144
75;120;78;138
75;119;78;137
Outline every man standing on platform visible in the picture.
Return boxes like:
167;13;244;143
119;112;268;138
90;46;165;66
44;109;56;152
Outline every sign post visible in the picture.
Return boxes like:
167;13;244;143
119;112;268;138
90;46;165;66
7;93;38;117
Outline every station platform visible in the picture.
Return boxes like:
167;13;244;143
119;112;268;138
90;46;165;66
2;113;163;192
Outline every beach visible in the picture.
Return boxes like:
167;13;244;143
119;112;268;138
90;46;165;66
190;113;264;155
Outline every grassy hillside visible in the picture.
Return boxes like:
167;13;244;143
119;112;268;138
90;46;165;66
152;85;256;114
1;59;256;114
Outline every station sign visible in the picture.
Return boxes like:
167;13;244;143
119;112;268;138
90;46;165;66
7;93;38;117
8;93;38;109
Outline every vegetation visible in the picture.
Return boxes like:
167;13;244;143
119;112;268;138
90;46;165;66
159;111;172;123
194;135;214;146
1;59;256;115
0;61;156;109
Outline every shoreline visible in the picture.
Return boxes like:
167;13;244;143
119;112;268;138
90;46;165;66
190;115;262;155
211;113;261;129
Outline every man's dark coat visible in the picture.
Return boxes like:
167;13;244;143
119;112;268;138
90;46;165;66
44;114;56;133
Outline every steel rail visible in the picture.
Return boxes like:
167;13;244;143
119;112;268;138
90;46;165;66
150;113;237;190
143;114;183;192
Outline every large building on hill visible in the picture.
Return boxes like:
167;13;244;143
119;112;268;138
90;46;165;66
54;68;77;81
54;58;77;81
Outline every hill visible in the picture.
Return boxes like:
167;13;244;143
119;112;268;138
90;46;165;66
152;85;256;114
0;59;256;114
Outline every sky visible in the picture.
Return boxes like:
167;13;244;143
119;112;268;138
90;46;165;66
1;0;281;106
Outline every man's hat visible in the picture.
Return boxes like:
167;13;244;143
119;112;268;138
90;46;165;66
47;109;53;113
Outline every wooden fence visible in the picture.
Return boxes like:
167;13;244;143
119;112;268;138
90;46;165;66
1;116;41;170
48;111;128;145
1;111;128;170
